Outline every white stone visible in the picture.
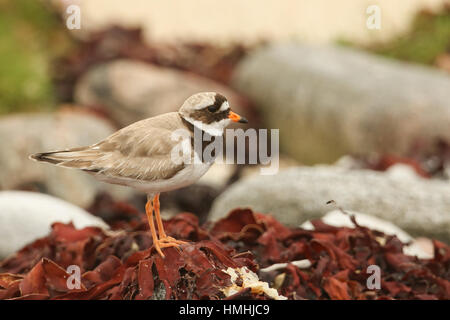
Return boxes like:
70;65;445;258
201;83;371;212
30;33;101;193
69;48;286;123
260;259;312;273
385;164;421;181
0;191;108;259
301;210;413;243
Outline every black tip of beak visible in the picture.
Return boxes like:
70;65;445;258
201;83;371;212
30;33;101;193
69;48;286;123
238;117;248;124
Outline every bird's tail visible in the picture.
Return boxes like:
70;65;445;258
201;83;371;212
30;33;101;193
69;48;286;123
29;146;101;170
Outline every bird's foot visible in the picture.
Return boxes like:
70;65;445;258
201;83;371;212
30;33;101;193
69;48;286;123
159;236;188;245
152;237;188;258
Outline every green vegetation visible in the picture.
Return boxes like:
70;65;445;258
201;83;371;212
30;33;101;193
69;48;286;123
340;6;450;66
372;8;450;65
0;0;72;114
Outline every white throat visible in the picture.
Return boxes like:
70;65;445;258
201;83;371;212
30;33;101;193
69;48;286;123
183;116;231;136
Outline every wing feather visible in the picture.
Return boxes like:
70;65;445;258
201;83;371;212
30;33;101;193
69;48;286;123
30;113;189;181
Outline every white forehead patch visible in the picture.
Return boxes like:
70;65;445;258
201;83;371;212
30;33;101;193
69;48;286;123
219;101;230;112
188;92;216;110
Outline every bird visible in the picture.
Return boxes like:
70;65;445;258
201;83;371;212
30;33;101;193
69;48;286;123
30;92;247;258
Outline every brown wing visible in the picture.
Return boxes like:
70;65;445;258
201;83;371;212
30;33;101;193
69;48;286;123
30;113;189;181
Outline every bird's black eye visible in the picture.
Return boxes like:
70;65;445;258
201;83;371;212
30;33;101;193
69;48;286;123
207;105;219;113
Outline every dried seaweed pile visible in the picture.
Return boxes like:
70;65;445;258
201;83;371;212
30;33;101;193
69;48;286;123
0;209;449;300
356;139;450;179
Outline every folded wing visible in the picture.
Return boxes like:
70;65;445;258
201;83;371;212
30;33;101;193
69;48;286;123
30;113;188;181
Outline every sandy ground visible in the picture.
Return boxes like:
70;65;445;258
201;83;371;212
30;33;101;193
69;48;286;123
60;0;448;45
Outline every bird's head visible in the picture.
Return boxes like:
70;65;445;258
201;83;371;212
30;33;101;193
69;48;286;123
178;92;247;136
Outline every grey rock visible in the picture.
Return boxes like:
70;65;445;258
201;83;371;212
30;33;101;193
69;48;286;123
75;59;253;127
232;44;450;164
0;111;132;207
0;191;108;259
209;166;450;242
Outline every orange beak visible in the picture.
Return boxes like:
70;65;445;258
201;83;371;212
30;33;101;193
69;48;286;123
228;111;248;123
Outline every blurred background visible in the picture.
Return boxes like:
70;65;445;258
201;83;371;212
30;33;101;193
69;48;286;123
0;0;449;258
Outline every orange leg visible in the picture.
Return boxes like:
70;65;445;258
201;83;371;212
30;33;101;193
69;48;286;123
153;193;187;246
153;193;167;238
145;199;164;258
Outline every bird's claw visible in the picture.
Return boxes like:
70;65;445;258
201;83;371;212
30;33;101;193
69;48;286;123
153;237;188;258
